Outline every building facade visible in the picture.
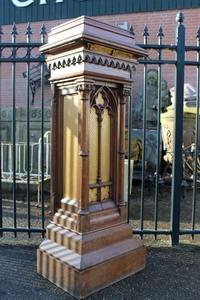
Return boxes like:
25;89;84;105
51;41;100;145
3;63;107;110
1;1;200;107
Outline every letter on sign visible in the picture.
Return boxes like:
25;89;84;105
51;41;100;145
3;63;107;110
39;0;64;3
12;0;64;6
12;0;34;7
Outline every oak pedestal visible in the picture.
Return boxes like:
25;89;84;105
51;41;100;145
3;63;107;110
37;16;147;299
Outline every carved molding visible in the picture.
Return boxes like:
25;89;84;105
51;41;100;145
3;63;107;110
122;88;131;97
48;53;133;73
76;83;94;92
118;88;131;105
84;54;132;71
76;83;95;99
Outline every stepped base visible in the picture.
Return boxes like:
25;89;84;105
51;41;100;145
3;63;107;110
37;223;146;299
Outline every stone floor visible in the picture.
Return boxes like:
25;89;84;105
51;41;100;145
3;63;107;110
1;192;200;299
0;242;200;300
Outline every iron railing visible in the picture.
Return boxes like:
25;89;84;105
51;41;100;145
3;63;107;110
0;23;47;237
1;14;200;245
128;12;200;245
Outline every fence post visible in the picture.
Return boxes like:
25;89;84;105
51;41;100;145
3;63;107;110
0;25;2;236
171;12;185;245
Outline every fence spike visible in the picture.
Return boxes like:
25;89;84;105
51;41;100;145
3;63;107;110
0;25;3;36
129;25;135;37
157;25;164;45
157;25;164;38
11;22;18;42
0;25;3;43
143;25;149;44
143;25;149;37
176;11;184;24
25;23;32;41
196;27;200;41
40;24;47;43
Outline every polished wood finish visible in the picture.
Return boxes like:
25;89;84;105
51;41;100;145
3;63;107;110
37;221;145;299
89;87;117;204
37;16;146;299
77;84;91;211
50;85;63;214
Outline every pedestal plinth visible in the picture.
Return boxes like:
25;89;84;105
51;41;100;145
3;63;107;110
37;212;145;299
37;16;147;299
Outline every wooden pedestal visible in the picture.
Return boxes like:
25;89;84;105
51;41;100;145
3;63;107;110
37;16;147;299
37;200;145;299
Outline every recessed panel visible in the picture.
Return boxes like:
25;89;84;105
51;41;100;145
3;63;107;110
89;107;98;185
63;94;78;200
101;108;111;182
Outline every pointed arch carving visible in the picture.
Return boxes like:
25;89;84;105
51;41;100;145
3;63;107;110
89;86;117;203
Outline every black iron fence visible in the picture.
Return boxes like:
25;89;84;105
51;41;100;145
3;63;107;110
128;12;200;245
0;23;48;237
1;14;200;245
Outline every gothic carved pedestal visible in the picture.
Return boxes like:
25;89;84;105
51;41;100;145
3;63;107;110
37;16;146;299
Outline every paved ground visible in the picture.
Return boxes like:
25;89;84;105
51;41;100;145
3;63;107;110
0;241;200;300
1;196;200;299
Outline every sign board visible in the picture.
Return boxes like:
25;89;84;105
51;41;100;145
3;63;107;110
0;1;199;26
11;0;63;8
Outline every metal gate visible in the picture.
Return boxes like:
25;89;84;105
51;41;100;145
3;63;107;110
128;12;200;245
0;23;48;237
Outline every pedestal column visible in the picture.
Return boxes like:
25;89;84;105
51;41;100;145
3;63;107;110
76;83;93;232
37;15;147;299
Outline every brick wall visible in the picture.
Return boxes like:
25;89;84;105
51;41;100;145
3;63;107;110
1;8;200;107
97;9;200;92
